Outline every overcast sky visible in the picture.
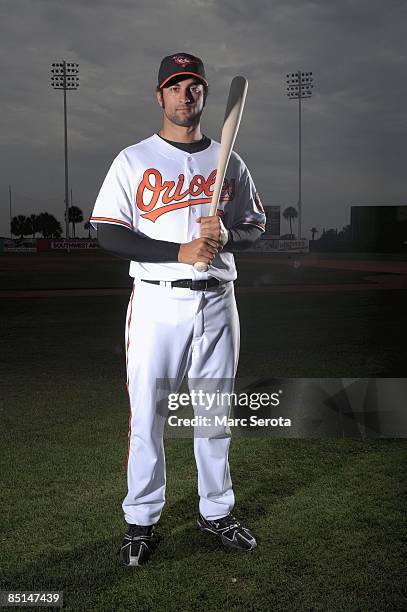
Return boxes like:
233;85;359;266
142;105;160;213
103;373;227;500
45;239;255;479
1;0;406;238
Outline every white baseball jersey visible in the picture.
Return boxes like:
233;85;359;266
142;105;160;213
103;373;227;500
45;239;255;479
90;134;265;282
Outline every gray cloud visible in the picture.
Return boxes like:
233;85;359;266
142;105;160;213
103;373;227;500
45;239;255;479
1;0;406;238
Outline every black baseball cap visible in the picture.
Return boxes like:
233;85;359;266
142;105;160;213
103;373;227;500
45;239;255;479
158;53;208;89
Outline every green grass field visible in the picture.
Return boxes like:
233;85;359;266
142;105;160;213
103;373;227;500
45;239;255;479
1;252;406;610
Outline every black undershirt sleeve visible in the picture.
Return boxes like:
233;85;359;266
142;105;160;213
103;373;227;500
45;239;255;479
97;222;263;262
223;225;263;251
97;223;180;262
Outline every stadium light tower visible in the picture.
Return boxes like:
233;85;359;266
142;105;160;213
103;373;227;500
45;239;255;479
51;61;79;245
286;70;314;240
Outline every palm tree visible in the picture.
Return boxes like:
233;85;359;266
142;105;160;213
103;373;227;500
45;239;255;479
310;227;319;241
84;221;93;239
283;207;298;239
29;214;39;238
67;206;84;238
36;212;63;238
11;215;28;240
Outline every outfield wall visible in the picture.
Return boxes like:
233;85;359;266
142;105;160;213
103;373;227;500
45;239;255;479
0;238;100;252
248;238;309;253
37;239;100;251
0;238;37;252
1;237;308;254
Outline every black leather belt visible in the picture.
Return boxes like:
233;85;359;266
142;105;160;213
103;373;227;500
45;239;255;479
141;278;220;290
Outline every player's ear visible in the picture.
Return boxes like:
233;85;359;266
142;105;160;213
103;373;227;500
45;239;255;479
156;88;164;108
202;85;208;108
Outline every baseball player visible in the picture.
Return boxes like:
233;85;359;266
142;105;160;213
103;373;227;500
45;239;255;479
91;53;266;567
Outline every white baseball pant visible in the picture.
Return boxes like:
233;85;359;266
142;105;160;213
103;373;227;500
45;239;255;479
122;279;240;526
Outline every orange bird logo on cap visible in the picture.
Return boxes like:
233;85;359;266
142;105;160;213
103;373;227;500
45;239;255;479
173;55;197;66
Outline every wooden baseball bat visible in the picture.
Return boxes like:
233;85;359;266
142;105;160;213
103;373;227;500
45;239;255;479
194;75;248;273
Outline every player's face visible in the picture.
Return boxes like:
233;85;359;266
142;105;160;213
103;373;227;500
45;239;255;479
157;78;205;127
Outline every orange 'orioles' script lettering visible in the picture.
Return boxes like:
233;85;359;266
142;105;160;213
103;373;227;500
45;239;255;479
136;168;235;222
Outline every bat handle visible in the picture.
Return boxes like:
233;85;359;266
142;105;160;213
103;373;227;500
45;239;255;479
194;261;209;272
194;198;223;272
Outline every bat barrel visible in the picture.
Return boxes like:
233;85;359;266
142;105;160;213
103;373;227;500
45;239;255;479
194;76;248;272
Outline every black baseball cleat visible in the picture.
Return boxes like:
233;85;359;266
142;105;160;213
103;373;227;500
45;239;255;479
197;513;257;551
119;524;155;567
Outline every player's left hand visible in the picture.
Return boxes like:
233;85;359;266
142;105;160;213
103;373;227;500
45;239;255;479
196;215;229;248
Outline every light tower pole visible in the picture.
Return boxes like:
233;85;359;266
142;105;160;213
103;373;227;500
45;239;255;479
286;70;314;240
9;185;12;239
51;61;79;246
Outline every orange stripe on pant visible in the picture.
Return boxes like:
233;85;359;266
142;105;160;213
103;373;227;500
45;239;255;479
124;285;135;470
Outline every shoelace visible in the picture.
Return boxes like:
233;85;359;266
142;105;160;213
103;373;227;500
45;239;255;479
214;514;241;533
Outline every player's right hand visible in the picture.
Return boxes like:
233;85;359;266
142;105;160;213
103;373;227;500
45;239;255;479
178;237;219;265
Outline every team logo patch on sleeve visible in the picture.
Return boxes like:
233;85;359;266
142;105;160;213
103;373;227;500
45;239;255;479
255;192;264;213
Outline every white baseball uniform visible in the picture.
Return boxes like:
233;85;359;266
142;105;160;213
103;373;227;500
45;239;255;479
91;134;265;525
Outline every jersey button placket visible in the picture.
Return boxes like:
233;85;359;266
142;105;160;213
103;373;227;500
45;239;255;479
187;157;197;241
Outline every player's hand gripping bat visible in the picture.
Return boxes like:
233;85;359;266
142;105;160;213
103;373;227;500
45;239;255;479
194;76;248;273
